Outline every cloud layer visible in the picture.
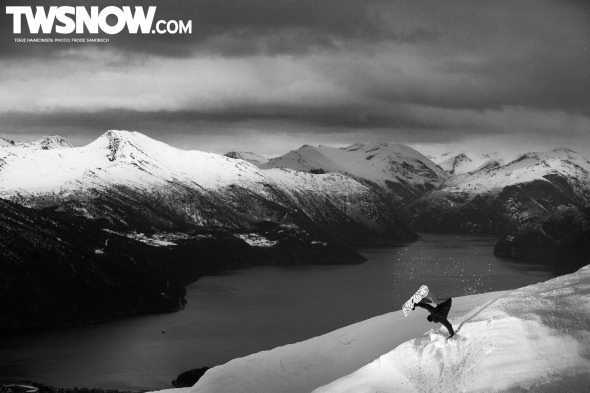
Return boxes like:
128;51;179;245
1;0;589;154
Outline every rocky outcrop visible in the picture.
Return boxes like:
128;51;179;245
172;367;211;387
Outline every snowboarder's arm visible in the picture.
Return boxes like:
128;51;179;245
440;318;455;337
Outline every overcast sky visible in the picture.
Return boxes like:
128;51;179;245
1;0;589;157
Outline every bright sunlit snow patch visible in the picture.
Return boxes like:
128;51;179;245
0;130;271;197
236;233;278;247
101;229;202;247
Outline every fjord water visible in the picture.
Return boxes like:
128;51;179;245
0;234;554;390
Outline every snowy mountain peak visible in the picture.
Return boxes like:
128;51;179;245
104;130;130;161
344;142;387;152
504;147;586;170
88;130;175;164
93;130;138;161
477;159;503;172
553;147;577;153
436;151;508;175
261;142;447;202
34;135;74;150
440;153;473;175
0;135;73;150
456;153;470;161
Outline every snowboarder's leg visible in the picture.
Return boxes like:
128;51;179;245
440;317;455;337
435;298;452;319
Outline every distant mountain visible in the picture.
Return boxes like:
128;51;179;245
408;148;590;234
262;142;448;204
435;151;508;175
0;130;415;246
25;135;74;150
0;135;74;150
494;205;590;274
225;151;269;166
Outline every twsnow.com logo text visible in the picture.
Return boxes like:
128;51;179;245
6;6;192;35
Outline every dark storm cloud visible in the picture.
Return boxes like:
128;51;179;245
0;104;445;138
1;0;589;151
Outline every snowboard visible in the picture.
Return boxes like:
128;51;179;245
402;285;429;317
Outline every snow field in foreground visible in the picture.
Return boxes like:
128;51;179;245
315;265;590;393
153;292;505;393
153;266;590;393
315;315;587;393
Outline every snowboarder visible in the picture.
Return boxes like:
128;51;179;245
412;290;455;338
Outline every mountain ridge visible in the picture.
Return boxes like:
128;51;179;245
0;130;416;245
434;151;509;175
408;147;590;234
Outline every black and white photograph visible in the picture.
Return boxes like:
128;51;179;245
1;1;589;392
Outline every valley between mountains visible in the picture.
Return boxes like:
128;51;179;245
1;131;589;327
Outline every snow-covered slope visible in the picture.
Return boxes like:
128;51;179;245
0;137;15;148
224;151;269;167
435;151;507;175
262;143;448;203
171;266;590;393
316;265;590;393
0;130;414;244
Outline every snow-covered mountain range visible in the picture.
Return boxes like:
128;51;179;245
408;148;590;233
3;132;589;239
0;130;414;246
3;132;588;240
2;131;589;326
261;142;448;204
443;148;590;194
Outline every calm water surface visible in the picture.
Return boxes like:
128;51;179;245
0;234;554;390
